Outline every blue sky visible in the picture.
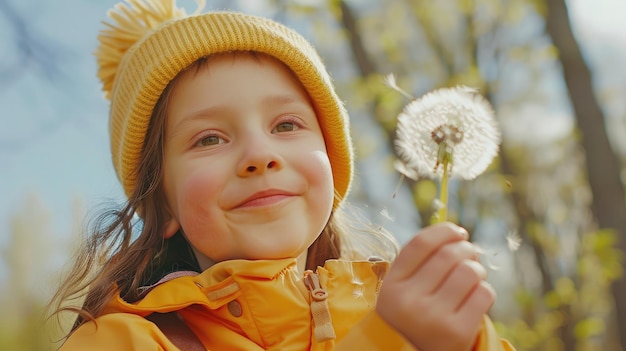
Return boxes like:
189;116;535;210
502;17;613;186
0;0;625;286
1;1;121;240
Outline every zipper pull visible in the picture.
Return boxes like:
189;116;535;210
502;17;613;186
368;257;389;296
304;270;336;342
304;270;328;301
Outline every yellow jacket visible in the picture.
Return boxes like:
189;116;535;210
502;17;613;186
60;258;514;350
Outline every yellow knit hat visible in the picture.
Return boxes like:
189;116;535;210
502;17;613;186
96;0;353;208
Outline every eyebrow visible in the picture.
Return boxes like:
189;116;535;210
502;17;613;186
173;93;311;129
263;94;304;106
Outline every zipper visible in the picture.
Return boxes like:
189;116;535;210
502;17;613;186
303;270;336;342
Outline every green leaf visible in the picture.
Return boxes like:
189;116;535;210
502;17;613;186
574;317;605;339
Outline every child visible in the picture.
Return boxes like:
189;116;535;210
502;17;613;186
50;0;515;350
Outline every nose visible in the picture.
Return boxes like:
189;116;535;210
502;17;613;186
236;141;283;177
241;159;279;174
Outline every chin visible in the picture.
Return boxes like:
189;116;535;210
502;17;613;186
249;248;307;261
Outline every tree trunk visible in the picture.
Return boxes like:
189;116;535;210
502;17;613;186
334;0;423;240
545;0;626;348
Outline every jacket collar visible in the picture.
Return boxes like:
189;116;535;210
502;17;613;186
105;257;388;317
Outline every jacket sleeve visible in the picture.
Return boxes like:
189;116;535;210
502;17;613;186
334;312;515;351
58;313;178;351
474;315;516;351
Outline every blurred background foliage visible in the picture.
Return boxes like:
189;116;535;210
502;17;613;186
2;0;625;350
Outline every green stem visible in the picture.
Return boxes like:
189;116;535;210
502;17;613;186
430;159;450;224
437;160;449;222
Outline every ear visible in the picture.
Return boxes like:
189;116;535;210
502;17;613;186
163;216;180;239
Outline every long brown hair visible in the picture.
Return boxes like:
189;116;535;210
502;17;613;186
48;52;398;337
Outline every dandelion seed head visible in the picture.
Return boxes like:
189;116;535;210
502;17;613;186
431;124;464;145
394;86;501;180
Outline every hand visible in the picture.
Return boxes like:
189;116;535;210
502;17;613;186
376;222;495;351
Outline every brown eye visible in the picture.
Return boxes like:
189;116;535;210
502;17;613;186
273;122;297;133
199;135;223;146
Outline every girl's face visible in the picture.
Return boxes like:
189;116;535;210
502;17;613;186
161;54;334;270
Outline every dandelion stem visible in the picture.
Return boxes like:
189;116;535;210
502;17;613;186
430;144;452;224
436;160;450;223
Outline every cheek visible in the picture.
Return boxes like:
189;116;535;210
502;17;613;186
173;168;223;222
305;150;335;208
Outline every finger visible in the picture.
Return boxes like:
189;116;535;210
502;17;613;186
411;241;478;295
456;281;496;327
389;222;469;281
434;259;487;311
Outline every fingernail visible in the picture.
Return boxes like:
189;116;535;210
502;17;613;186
459;227;469;240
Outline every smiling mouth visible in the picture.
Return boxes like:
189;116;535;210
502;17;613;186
238;194;292;208
235;190;296;209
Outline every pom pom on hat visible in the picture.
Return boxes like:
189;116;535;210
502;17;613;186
96;0;205;99
96;0;354;208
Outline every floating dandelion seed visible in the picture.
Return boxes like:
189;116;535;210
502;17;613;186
386;74;501;223
379;208;395;222
478;245;502;271
473;230;523;271
392;160;418;199
384;73;413;100
432;198;445;212
393;159;419;181
506;230;522;252
352;277;365;300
